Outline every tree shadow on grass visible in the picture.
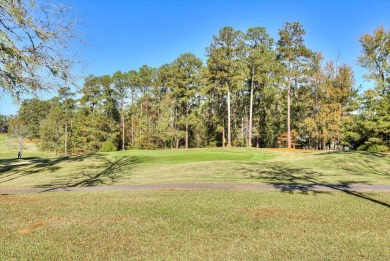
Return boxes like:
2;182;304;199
318;150;389;158
37;156;149;192
314;150;390;177
238;162;390;208
0;154;151;189
0;155;93;184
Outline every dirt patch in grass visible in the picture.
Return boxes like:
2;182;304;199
18;221;45;234
17;229;32;234
30;222;45;229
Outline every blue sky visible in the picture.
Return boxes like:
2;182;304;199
1;0;389;115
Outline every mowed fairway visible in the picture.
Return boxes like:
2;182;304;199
0;142;389;189
1;190;389;260
1;136;389;260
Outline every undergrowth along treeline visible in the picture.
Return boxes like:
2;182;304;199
4;23;390;154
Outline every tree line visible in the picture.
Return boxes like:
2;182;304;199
4;23;390;154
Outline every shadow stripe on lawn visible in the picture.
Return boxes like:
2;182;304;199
0;183;390;194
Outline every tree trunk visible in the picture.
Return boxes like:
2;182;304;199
131;91;135;149
185;123;188;149
146;100;149;149
176;137;180;149
227;85;231;147
185;102;189;149
64;120;68;156
131;116;134;148
248;65;254;148
20;139;23;157
287;79;291;149
121;114;125;151
139;99;142;148
222;119;225;147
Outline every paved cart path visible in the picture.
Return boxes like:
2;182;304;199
1;183;390;194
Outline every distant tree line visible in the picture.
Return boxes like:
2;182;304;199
3;23;389;154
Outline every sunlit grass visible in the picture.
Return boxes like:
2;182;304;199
106;147;275;163
0;134;7;143
0;134;52;159
0;144;389;189
1;190;389;260
0;134;389;189
1;136;389;260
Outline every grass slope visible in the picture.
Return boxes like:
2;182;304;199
1;190;389;260
1;136;389;260
0;145;389;189
0;133;51;159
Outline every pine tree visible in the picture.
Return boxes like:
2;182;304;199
243;27;276;147
277;22;312;148
207;26;245;147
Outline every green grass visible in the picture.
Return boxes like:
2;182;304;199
0;144;389;189
108;147;274;163
1;190;389;260
1;135;389;259
0;134;52;159
0;134;7;143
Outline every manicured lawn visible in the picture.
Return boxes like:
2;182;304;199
0;145;389;189
109;147;275;163
0;134;51;160
1;190;389;260
1;135;389;260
